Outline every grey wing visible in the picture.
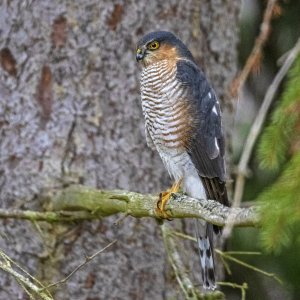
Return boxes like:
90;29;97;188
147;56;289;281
176;60;229;208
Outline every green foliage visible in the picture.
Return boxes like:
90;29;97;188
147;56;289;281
257;54;300;253
258;54;300;170
258;152;300;252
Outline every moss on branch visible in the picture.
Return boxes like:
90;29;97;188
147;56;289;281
0;185;259;227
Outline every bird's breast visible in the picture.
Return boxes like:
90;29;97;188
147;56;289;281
140;60;194;152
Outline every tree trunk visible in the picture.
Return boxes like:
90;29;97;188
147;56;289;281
0;0;240;299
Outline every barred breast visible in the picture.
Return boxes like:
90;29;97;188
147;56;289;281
140;60;192;149
140;59;196;183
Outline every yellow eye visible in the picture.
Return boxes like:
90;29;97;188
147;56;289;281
148;41;159;50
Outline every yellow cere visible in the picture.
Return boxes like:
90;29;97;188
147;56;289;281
136;48;142;54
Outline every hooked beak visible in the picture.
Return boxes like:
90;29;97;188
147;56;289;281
136;47;146;62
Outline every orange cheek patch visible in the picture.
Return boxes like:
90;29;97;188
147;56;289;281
144;45;179;66
155;45;179;61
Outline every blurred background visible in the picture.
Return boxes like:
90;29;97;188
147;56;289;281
230;0;300;299
0;0;299;299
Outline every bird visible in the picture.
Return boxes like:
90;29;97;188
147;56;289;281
136;31;229;290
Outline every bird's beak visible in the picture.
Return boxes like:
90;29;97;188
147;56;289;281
136;47;146;62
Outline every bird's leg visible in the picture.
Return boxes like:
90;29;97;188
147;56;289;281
156;178;182;219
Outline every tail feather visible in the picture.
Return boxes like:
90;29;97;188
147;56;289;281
195;219;216;290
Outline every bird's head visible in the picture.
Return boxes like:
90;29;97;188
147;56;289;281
136;31;194;67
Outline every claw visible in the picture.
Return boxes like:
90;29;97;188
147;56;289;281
155;179;182;220
157;191;168;209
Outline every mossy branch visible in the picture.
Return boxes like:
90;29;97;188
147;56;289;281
0;185;259;227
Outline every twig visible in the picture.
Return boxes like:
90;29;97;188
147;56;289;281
41;240;117;291
168;231;281;288
219;255;232;276
222;251;261;256
215;249;282;285
0;209;102;222
0;185;259;227
171;230;196;242
217;282;248;300
162;224;199;299
0;249;53;300
230;0;278;97
161;224;224;299
224;37;300;241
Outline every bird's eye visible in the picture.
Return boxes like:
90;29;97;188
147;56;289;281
148;41;159;50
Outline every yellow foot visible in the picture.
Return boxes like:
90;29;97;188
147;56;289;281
156;179;182;220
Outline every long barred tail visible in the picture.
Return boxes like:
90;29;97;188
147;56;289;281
194;219;216;290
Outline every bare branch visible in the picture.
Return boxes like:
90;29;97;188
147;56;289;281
223;37;300;240
42;240;117;291
217;282;248;300
0;185;259;227
215;250;282;285
0;209;101;222
0;249;53;300
230;0;278;97
234;37;300;201
161;224;224;300
161;224;200;299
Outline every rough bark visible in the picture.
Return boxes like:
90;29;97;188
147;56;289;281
0;0;240;299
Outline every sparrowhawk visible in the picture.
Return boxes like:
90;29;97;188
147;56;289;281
136;31;229;290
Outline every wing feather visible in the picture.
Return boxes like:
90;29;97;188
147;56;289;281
176;59;229;210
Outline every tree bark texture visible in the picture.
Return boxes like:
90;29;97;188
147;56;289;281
0;1;240;299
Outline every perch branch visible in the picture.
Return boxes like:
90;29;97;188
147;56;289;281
0;185;259;227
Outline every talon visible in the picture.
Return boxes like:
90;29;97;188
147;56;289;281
155;206;173;220
155;179;182;220
157;196;161;210
157;192;163;209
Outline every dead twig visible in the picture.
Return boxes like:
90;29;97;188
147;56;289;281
41;240;117;291
223;37;300;241
161;224;224;299
0;249;53;300
215;249;282;285
217;282;248;300
230;0;279;97
162;224;199;299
